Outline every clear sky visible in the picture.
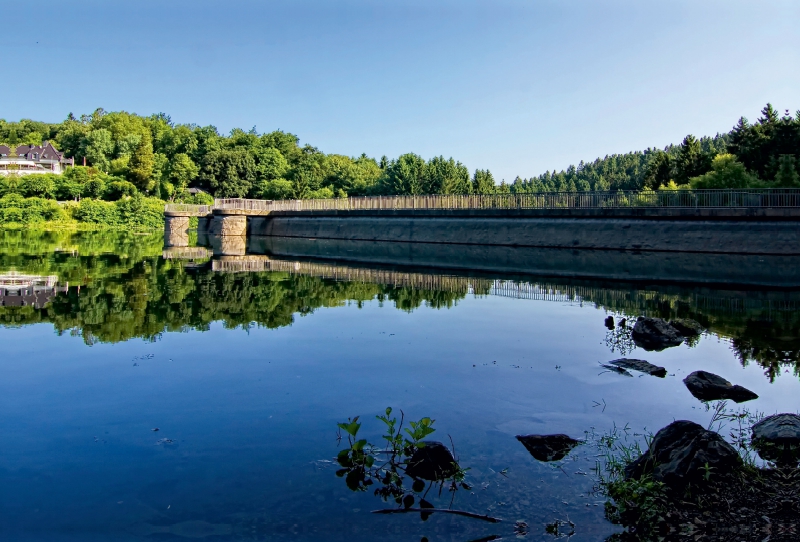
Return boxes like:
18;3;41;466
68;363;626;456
3;0;798;181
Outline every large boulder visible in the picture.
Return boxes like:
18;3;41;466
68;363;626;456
752;413;800;466
405;441;457;481
608;358;667;378
516;434;582;462
625;420;742;490
631;317;684;351
683;370;758;403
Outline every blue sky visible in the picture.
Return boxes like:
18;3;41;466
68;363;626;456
3;0;798;181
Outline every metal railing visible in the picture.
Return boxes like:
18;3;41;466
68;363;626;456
164;204;213;215
213;189;800;213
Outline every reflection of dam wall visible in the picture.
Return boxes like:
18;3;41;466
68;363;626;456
209;255;800;315
247;236;800;288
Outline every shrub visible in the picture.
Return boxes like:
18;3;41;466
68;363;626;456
0;194;68;225
74;198;120;225
105;180;138;201
82;178;106;199
19;175;57;198
115;195;164;229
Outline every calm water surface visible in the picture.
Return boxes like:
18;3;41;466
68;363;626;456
1;231;799;541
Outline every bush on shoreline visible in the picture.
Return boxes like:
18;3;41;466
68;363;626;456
0;193;164;230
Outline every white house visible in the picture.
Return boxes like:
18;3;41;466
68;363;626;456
0;142;75;176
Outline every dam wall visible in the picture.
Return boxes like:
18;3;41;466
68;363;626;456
247;212;800;255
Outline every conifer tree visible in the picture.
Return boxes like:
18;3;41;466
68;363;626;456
127;133;155;191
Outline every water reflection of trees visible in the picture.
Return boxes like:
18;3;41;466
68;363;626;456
586;286;800;381
1;232;800;382
0;235;470;344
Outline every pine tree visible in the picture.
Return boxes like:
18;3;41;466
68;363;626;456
774;155;800;187
127;133;155;191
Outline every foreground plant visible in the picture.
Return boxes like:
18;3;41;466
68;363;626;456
335;407;499;523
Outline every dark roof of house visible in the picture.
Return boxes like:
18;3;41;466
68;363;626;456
13;142;64;161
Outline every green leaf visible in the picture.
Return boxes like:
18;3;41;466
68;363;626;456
337;417;361;437
385;407;392;417
412;479;425;493
403;494;415;509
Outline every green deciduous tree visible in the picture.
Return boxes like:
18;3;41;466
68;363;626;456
169;153;200;196
689;154;758;189
127;133;155;191
82;129;114;171
200;148;257;197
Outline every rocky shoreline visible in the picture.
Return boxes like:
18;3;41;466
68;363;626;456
606;415;800;541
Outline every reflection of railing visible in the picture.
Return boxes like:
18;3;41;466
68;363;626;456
209;256;800;315
162;247;213;260
213;189;800;213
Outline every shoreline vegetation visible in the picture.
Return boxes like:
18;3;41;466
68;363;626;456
1;103;798;229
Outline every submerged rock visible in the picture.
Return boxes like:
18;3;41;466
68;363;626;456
631;317;684;351
625;420;742;490
752;413;800;466
608;358;667;378
683;370;758;403
405;441;457;481
516;434;582;462
669;318;704;337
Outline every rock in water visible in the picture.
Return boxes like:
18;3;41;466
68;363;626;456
405;441;457;481
609;358;667;378
683;370;758;403
604;316;615;330
631;317;684;351
752;413;800;466
516;434;581;462
669;318;704;337
625;420;742;490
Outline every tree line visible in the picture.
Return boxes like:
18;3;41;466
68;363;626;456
1;104;798;203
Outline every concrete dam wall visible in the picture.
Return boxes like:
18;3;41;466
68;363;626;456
247;213;800;255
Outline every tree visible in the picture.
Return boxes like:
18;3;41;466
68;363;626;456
82;129;114;171
385;154;426;195
774;155;800;187
472;169;496;194
127;133;155;191
200;148;257;197
689;154;758;189
169;153;199;195
425;156;471;194
675;135;711;184
644;151;672;189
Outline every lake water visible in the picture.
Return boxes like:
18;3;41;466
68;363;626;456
1;230;799;541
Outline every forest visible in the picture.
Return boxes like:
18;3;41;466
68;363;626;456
1;104;798;210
